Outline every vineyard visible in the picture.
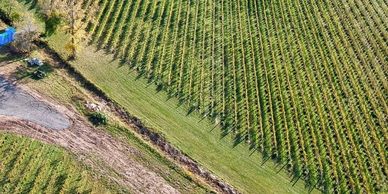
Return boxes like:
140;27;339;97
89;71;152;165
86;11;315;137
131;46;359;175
81;0;388;193
0;133;113;193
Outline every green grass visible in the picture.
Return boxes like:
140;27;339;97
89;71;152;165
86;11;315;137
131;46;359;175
0;133;117;194
0;47;22;62
2;2;209;193
0;0;44;31
10;0;387;193
31;0;388;192
47;32;316;194
1;27;209;193
22;57;209;193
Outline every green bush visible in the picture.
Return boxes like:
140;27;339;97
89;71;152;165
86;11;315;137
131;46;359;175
45;14;62;36
28;62;53;80
31;70;46;80
88;112;107;126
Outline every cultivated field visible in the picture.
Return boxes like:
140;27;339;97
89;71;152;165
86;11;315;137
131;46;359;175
0;133;112;193
84;0;387;193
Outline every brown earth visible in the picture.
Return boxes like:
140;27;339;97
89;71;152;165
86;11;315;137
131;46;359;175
0;61;180;194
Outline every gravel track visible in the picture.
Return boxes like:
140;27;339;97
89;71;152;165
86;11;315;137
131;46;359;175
0;76;70;130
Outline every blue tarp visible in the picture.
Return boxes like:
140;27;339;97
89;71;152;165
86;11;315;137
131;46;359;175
0;27;16;46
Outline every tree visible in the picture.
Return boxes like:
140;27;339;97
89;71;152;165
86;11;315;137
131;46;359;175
36;0;65;36
44;14;62;36
62;0;98;59
1;0;21;25
11;19;39;54
35;0;98;59
2;0;15;17
37;0;65;16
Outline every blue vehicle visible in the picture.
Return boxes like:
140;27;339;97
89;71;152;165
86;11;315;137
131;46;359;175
0;27;16;46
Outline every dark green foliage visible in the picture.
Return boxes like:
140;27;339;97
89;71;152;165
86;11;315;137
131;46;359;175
88;112;108;126
31;70;46;80
45;14;62;36
0;8;13;26
29;62;53;80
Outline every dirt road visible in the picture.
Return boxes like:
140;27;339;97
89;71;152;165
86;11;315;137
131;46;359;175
0;76;70;130
0;76;179;194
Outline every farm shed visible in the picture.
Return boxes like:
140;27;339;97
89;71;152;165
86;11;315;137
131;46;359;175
0;27;16;46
